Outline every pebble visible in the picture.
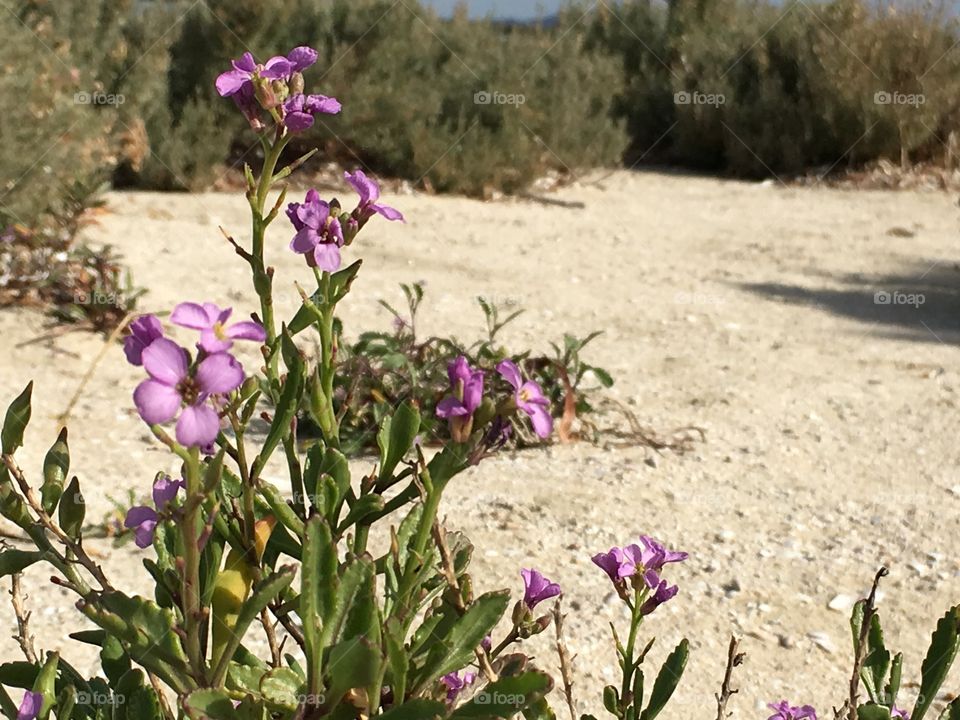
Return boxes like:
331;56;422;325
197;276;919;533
808;631;837;654
827;593;857;613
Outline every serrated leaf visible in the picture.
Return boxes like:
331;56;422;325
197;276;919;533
260;667;302;711
324;636;381;707
639;639;688;720
911;605;960;720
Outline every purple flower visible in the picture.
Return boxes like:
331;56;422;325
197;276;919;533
133;338;244;447
437;356;485;442
640;576;679;615
496;359;552;438
282;93;341;132
287;189;345;271
124;314;164;366
592;537;686;586
441;670;476;703
170;302;266;353
124;476;184;548
891;708;909;720
344;170;404;222
521;568;561;609
16;691;41;720
215;51;293;97
767;701;818;720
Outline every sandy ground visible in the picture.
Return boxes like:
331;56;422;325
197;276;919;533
2;170;960;717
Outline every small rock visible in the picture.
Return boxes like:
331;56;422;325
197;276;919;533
828;594;857;613
808;631;836;654
722;579;741;594
715;530;736;543
778;633;796;649
644;456;659;469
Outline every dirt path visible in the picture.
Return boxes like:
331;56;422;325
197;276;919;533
2;171;959;717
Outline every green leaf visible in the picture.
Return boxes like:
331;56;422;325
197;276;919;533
321;558;375;648
256;330;303;468
911;605;960;720
857;705;892;720
588;367;614;388
216;566;296;672
885;652;902;707
522;697;558;720
384;618;409;704
260;667;302;711
0;549;44;577
418;590;510;688
100;635;130;687
378;699;446;719
302;516;336;690
378;402;420;483
324;636;381;707
41;427;69;515
32;651;58;720
58;477;85;538
603;685;619;715
639;639;688;720
451;671;554;718
862;614;889;704
946;697;960;720
2;382;32;455
183;688;241;720
338;493;385;532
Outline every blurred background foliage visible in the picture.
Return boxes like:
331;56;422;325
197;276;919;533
1;0;959;234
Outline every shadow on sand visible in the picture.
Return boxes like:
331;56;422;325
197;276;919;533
739;258;960;345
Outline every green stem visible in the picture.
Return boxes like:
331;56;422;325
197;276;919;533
620;589;645;711
181;447;206;682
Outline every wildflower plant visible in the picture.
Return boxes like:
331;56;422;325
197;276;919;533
0;45;672;720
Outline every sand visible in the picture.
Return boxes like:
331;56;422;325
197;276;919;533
2;170;960;717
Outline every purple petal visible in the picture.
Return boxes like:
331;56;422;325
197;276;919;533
373;203;405;222
133;380;182;425
305;94;341;115
141;338;189;386
437;396;468;418
313;243;342;272
344;169;379;205
17;690;42;720
132;520;157;548
448;356;471;386
124;314;164;366
176;404;221;448
152;476;184;510
286;201;305;231
198;329;233;354
496;359;523;391
226;320;267;343
525;403;553;438
196;353;245;395
462;371;484;413
233;52;257;73
284;111;315;132
261;56;293;79
216;69;249;96
287;46;318;72
171;302;216;330
291;227;321;254
124;505;156;530
297;197;330;230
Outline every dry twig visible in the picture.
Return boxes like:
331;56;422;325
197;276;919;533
552;599;578;720
9;573;37;663
715;636;745;720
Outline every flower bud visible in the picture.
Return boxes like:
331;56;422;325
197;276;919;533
511;600;528;627
41;427;69;515
289;72;305;95
254;78;279;109
271;79;289;104
472;396;496;429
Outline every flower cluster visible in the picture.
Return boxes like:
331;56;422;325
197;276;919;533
287;171;403;272
592;535;688;614
124;475;184;548
435;355;553;445
440;670;476;703
125;303;265;447
216;47;340;132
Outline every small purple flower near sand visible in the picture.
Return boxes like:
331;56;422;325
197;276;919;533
437;356;484;442
133;338;244;447
283;93;341;131
496;359;552;438
521;568;561;609
171;302;266;353
123;314;164;366
287;189;346;271
441;670;476;702
767;701;818;720
891;708;909;719
592;537;687;588
124;476;185;548
215;51;293;97
16;691;41;720
345;169;404;222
